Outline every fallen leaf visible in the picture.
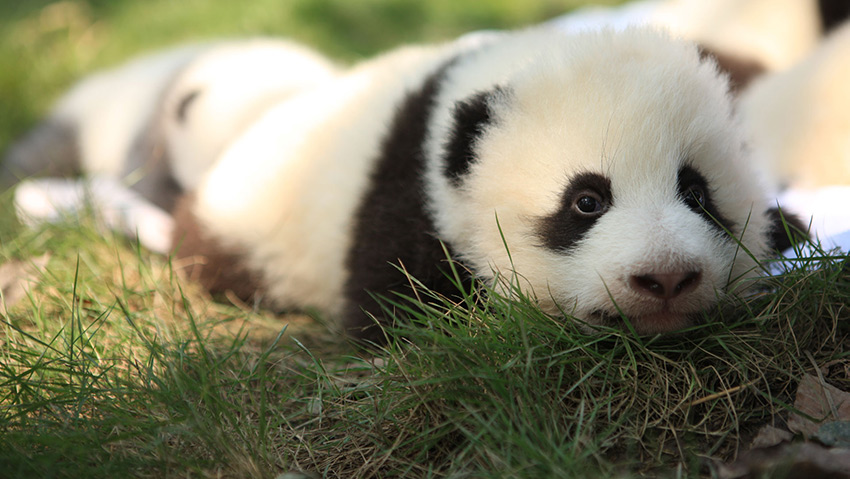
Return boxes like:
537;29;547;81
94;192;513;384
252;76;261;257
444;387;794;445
716;442;850;479
788;373;850;437
750;425;793;449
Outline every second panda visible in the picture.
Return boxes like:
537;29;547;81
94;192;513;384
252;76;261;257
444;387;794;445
170;26;792;342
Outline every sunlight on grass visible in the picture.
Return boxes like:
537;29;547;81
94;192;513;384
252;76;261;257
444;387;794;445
2;1;848;478
4;220;846;476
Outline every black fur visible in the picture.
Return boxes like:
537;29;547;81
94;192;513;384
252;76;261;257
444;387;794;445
819;0;850;33
765;207;809;252
124;120;183;212
537;172;612;252
443;88;501;186
343;61;467;343
176;89;202;124
0;120;80;189
697;46;765;94
124;84;198;211
677;165;735;236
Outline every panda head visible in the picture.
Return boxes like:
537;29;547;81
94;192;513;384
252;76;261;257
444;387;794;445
428;28;774;334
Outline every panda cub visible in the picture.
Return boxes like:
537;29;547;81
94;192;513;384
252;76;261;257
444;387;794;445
169;27;789;342
739;20;850;189
1;38;337;212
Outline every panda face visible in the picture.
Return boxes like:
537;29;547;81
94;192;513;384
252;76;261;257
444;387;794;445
532;164;743;334
434;30;771;334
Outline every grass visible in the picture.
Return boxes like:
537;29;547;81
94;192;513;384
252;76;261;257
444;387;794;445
3;222;848;477
1;1;849;478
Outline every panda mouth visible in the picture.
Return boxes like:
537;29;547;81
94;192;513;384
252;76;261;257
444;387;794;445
594;309;695;335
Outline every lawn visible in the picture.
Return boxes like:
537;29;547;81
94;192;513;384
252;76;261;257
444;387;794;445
1;1;848;478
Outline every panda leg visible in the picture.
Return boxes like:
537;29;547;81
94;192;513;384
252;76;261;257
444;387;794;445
171;193;263;303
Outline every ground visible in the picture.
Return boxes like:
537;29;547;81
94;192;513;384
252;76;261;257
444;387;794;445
1;1;849;478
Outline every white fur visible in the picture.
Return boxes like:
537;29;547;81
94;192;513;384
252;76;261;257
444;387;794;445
194;43;462;314
32;38;336;192
740;21;850;189
52;44;208;175
656;0;821;70
193;27;773;332
547;0;822;71
161;39;338;190
425;28;770;332
15;176;174;254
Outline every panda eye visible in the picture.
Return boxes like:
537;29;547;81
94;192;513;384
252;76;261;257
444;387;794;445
684;184;706;210
572;191;605;216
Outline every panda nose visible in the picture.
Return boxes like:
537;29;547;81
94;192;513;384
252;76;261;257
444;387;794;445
629;271;702;300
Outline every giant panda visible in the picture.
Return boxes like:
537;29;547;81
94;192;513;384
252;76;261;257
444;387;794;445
1;38;337;212
146;39;337;208
657;0;823;72
546;0;850;97
739;20;850;190
0;43;204;191
170;26;792;342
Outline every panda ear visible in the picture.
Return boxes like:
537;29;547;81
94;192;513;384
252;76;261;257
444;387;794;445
442;86;507;186
175;89;202;123
765;206;809;253
698;46;765;94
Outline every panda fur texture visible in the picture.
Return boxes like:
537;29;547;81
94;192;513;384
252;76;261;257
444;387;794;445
657;0;822;72
158;39;338;196
648;0;850;73
0;43;204;191
171;27;789;342
1;39;337;212
739;20;850;190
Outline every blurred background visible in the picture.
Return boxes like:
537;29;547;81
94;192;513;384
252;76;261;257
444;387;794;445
0;0;624;157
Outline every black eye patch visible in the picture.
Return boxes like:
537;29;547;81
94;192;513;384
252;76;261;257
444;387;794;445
537;172;612;252
677;165;735;235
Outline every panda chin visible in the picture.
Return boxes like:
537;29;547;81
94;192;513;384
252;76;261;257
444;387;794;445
592;309;695;335
628;311;695;335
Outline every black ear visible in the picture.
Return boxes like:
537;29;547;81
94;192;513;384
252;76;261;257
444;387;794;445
176;89;202;124
819;0;850;33
765;207;809;253
697;46;766;94
442;87;505;186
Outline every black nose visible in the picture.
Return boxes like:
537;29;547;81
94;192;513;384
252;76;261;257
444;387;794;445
629;271;702;300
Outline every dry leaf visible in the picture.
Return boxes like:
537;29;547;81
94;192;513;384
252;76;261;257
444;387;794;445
750;425;794;449
716;442;850;479
788;373;850;437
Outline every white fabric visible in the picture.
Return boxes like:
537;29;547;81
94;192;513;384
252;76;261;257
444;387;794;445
771;188;850;273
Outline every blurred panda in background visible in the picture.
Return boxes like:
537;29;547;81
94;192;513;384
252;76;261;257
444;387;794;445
3;0;850;256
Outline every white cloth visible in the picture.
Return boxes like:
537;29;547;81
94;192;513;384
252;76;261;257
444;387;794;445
771;187;850;273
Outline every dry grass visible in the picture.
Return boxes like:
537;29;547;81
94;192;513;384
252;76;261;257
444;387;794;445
2;1;849;477
2;166;849;479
